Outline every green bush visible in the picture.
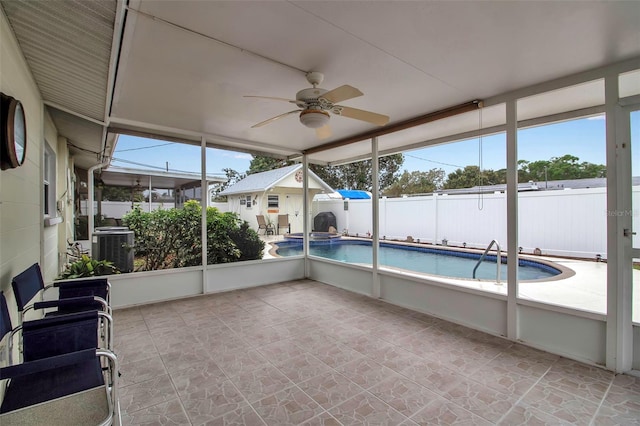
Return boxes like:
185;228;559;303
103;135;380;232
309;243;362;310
123;201;264;271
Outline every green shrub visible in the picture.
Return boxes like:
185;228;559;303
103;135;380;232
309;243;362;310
229;221;265;261
123;201;264;271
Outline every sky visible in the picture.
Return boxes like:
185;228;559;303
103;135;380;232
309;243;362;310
111;114;614;179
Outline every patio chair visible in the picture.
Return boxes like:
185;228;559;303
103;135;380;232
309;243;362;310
0;292;120;426
11;263;111;325
277;214;290;235
256;215;268;234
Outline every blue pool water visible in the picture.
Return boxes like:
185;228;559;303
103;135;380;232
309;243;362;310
275;240;560;281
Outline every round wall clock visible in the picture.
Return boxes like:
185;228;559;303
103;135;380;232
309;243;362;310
295;169;303;183
1;93;27;170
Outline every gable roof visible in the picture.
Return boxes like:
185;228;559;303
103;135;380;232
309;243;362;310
220;164;333;196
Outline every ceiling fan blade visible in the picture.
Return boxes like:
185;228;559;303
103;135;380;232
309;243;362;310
251;110;299;128
244;95;297;104
320;85;363;104
316;124;332;139
336;105;390;126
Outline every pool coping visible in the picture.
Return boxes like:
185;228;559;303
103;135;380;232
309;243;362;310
268;237;576;283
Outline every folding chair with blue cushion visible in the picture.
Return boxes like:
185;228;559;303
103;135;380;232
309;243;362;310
0;292;119;426
11;263;110;324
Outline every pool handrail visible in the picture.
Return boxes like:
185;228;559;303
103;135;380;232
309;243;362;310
472;239;502;284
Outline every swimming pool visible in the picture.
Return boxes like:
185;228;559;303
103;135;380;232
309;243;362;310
274;239;562;281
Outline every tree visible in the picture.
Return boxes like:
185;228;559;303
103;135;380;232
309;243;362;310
518;155;606;182
382;169;446;197
443;166;509;190
144;191;164;202
443;155;606;190
101;185;144;202
246;154;404;192
310;154;404;192
248;156;292;175
211;168;246;201
444;166;482;189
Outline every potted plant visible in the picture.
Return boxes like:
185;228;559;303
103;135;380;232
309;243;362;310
57;255;119;280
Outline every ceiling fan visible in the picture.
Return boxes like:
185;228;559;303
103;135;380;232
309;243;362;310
245;72;390;139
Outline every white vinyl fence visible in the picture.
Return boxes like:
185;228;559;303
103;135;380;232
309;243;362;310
312;187;640;259
81;201;175;219
80;201;230;220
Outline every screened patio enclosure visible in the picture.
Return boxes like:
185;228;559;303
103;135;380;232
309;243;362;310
1;0;640;383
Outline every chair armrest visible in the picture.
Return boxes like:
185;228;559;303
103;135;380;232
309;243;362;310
33;296;98;310
30;295;109;315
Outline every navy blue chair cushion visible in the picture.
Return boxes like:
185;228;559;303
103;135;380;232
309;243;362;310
11;263;44;311
0;292;12;340
22;311;99;361
0;357;103;413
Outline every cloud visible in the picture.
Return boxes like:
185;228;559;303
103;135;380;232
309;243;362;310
586;115;605;121
219;152;252;160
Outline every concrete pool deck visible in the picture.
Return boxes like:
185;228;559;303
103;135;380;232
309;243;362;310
262;235;640;323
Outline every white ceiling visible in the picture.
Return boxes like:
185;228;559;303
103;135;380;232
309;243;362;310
3;1;640;168
110;0;640;164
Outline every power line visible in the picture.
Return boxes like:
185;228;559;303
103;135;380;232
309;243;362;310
405;154;464;169
111;157;225;175
111;157;168;171
116;142;174;152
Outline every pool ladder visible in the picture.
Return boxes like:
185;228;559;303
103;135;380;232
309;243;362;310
472;239;502;284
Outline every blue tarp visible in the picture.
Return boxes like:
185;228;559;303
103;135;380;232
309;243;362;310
337;189;371;199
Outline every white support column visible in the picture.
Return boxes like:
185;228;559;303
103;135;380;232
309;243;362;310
372;137;381;298
606;74;633;372
303;155;310;278
506;100;518;340
148;177;152;212
433;193;438;245
201;136;208;294
88;161;109;254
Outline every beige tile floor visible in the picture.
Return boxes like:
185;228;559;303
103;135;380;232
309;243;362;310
114;279;640;425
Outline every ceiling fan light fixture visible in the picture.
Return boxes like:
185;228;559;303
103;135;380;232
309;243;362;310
299;109;329;128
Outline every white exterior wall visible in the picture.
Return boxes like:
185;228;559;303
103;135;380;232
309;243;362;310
80;200;175;219
227;191;264;230
210;202;228;212
313;186;627;258
42;113;63;280
0;10;59;309
244;189;308;234
226;171;329;233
